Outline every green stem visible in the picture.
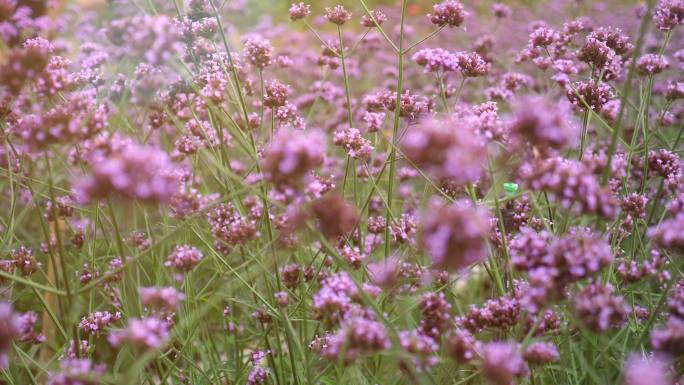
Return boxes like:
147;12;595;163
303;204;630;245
402;26;445;54
602;0;656;184
384;0;408;258
578;109;590;160
44;155;72;306
338;26;354;129
437;74;450;113
357;0;400;53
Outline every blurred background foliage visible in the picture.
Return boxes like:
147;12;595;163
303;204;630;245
67;0;644;27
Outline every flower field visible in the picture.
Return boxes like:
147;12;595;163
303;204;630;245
0;0;683;384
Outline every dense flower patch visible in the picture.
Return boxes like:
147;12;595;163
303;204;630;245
0;0;683;384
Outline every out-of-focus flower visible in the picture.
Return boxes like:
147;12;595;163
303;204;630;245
311;193;359;239
479;342;529;385
621;355;672;385
491;3;511;18
402;115;486;184
75;141;178;204
108;317;170;350
262;128;326;186
0;37;53;95
140;287;186;312
47;358;106;385
508;94;579;150
523;342;560;365
445;329;477;364
420;198;490;272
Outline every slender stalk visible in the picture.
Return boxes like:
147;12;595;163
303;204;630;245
437;74;450;113
44;155;72;306
403;26;445;54
639;75;655;192
578;109;590;160
357;0;400;53
338;26;354;129
337;25;361;231
602;0;656;184
383;0;408;259
453;76;466;104
303;19;343;58
347;28;371;56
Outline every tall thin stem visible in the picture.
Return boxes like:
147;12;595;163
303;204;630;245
338;26;354;129
384;0;408;258
337;26;361;241
44;155;72;306
602;0;656;184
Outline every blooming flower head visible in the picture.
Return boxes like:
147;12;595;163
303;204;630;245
263;80;290;108
445;329;477;363
429;0;468;28
361;9;387;27
207;203;257;255
455;51;490;77
412;48;459;73
636;54;670;76
653;0;684;31
519;157;618;219
567;81;615;112
529;27;558;48
79;311;122;336
399;329;439;371
289;2;311;21
244;36;273;69
11;246;41;276
322;316;390;364
325;5;352;25
589;27;633;56
312;271;359;324
165;245;203;272
333;127;373;160
574;282;628;332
